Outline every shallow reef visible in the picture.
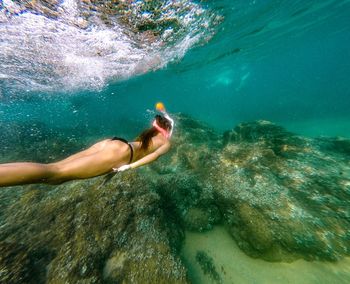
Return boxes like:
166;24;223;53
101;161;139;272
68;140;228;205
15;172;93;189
216;121;350;262
1;115;350;282
0;175;187;283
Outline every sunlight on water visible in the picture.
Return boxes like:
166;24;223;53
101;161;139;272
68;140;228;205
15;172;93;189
0;0;220;95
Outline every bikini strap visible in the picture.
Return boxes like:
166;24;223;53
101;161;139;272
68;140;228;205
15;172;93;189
127;142;134;164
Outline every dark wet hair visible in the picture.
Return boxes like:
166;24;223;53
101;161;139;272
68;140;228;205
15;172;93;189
136;115;172;151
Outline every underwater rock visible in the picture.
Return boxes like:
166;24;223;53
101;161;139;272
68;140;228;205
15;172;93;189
215;120;350;261
1;115;350;282
0;242;33;284
316;136;350;158
223;120;292;143
0;174;187;283
149;118;350;262
148;115;222;233
182;206;221;232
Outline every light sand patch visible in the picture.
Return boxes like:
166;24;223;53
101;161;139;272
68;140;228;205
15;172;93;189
181;226;350;284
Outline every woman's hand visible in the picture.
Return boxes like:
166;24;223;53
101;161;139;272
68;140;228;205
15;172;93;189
113;165;131;172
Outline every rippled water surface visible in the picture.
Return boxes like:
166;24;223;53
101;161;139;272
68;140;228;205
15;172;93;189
1;0;349;136
1;0;350;283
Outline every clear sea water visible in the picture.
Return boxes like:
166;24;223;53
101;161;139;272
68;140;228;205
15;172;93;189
1;0;350;138
1;0;350;282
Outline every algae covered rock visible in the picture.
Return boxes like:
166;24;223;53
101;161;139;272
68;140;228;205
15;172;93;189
1;115;350;283
214;120;350;261
151;118;350;262
148;115;222;233
0;173;187;283
0;242;33;284
195;250;222;283
182;206;221;232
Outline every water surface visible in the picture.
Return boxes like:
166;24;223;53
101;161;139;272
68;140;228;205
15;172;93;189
1;0;350;283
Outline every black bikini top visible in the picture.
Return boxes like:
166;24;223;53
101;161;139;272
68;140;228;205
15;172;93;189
111;137;134;164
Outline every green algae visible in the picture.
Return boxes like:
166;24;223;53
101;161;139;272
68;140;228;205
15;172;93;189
1;115;350;282
0;174;187;283
195;251;222;283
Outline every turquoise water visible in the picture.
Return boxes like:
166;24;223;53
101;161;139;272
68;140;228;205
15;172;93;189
1;0;350;138
1;0;350;283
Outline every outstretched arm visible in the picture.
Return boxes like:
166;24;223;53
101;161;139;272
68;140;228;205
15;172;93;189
114;142;171;172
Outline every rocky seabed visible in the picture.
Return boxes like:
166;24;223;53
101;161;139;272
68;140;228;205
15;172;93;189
1;115;350;283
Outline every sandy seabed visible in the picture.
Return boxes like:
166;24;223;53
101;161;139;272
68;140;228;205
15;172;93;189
181;226;350;284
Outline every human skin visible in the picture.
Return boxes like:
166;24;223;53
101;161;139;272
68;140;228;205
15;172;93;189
0;133;170;187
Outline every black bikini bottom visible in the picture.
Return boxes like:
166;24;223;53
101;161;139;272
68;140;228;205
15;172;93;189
111;137;134;164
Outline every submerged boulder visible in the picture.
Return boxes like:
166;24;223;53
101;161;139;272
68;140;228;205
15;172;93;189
1;116;350;283
144;117;350;262
0;241;33;284
0;174;187;283
214;120;350;261
150;118;350;261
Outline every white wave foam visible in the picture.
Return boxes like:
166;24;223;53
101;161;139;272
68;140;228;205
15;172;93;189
0;0;219;96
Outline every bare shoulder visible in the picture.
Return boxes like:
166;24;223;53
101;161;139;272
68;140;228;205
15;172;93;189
155;140;171;155
160;139;171;149
164;140;171;150
164;140;171;147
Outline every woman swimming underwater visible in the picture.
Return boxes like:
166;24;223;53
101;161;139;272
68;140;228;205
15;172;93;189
0;108;174;187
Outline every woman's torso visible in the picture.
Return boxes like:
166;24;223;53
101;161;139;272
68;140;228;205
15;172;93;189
130;134;168;162
108;134;167;165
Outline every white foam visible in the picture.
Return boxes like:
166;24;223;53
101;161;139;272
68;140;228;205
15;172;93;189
0;0;219;96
